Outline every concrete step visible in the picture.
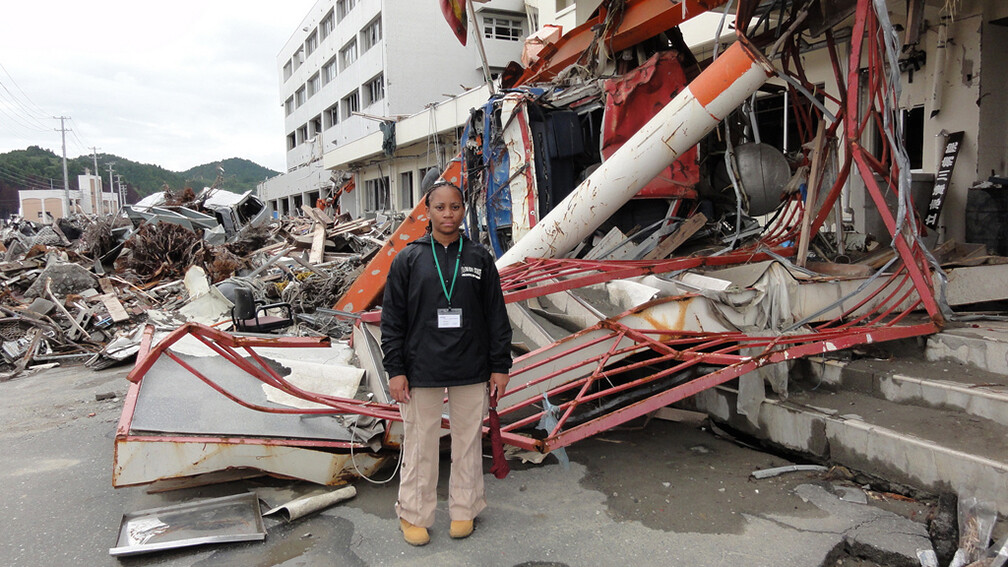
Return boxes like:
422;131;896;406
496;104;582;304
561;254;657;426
925;322;1008;376
797;352;1008;428
686;383;1008;515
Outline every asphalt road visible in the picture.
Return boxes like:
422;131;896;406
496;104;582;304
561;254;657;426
0;363;935;566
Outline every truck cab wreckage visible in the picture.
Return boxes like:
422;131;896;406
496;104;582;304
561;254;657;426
115;0;998;512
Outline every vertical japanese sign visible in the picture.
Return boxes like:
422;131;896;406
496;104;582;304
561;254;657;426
924;131;963;229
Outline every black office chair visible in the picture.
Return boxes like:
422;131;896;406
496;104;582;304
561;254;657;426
230;287;294;333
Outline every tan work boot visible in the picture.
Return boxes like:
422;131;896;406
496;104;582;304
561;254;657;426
449;519;474;539
400;518;430;546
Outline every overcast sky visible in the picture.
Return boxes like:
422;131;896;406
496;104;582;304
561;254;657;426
0;1;316;173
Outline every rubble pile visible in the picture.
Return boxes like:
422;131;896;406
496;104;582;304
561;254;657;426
0;188;398;380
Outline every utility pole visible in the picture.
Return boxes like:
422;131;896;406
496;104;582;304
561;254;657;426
115;175;124;208
54;116;71;217
106;163;115;202
89;147;100;187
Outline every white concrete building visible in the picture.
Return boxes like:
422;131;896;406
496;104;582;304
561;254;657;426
18;169;119;222
259;0;530;218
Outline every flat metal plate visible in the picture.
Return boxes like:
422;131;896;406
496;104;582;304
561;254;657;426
129;351;372;442
109;492;265;557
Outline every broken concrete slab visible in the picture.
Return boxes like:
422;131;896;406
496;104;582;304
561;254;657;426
24;262;99;298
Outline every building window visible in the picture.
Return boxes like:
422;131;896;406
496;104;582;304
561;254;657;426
364;74;384;106
483;16;524;41
361;16;382;52
336;0;357;21
308;73;321;98
284;96;294;116
342;90;360;119
297;124;309;144
364;176;390;211
320;9;335;40
310;115;323;136
305;30;318;56
340;39;358;70
283;60;293;81
287;132;296;150
323;57;338;84
400;171;414;209
293;46;305;70
295;86;306;107
324;104;339;129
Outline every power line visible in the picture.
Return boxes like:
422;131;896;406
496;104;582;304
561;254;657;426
0;62;50;120
67;117;89;150
0;81;51;131
0;102;50;134
0;163;61;187
0;167;55;191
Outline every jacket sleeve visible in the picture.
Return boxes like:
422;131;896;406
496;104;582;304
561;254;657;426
483;253;513;374
381;252;409;378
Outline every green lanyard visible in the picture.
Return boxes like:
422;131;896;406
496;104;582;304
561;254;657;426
431;237;462;306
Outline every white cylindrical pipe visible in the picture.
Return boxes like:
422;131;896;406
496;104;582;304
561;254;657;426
497;40;774;268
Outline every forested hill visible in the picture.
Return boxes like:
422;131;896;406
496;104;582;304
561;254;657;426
180;158;279;193
0;146;279;206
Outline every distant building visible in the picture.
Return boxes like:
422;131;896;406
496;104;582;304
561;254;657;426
258;0;529;218
18;169;119;222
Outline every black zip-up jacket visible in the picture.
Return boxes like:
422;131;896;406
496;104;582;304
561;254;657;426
381;233;512;388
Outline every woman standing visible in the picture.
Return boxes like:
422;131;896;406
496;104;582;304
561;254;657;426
380;181;512;546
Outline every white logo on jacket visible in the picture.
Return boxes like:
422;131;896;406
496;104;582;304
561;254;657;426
461;266;482;280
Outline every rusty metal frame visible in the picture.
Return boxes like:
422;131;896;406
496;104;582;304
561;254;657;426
113;322;406;486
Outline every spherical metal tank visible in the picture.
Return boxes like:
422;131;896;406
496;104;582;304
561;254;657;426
733;142;791;216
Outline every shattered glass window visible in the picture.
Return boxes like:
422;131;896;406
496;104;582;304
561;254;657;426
305;30;318;56
361;16;382;52
342;90;360;120
364;74;384;106
340;39;358;70
320;10;334;40
323;57;338;84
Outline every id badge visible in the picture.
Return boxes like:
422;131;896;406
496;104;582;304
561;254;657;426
437;308;463;329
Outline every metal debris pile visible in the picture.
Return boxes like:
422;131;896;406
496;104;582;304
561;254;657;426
0;188;398;380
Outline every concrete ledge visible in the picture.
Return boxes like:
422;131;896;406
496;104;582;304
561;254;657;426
880;373;1008;427
690;386;1008;515
927;327;1008;376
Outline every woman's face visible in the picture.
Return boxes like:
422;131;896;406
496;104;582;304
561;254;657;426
427;185;465;239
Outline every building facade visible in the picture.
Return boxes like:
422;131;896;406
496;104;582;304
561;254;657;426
259;0;529;218
18;170;119;222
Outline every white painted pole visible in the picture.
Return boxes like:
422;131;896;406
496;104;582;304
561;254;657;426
497;41;775;268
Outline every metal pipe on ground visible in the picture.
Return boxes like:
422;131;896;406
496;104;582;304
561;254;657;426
496;40;775;268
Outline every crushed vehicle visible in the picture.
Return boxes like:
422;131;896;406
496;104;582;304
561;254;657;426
125;187;269;244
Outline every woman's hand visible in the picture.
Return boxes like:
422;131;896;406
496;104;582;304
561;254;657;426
489;372;510;399
389;375;410;403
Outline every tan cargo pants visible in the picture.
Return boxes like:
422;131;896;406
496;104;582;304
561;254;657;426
396;381;488;528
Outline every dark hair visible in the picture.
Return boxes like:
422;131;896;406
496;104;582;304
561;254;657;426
423;181;465;234
423;181;464;207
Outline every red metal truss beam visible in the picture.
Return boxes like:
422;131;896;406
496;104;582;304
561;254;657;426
537;322;937;452
499;246;798;304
